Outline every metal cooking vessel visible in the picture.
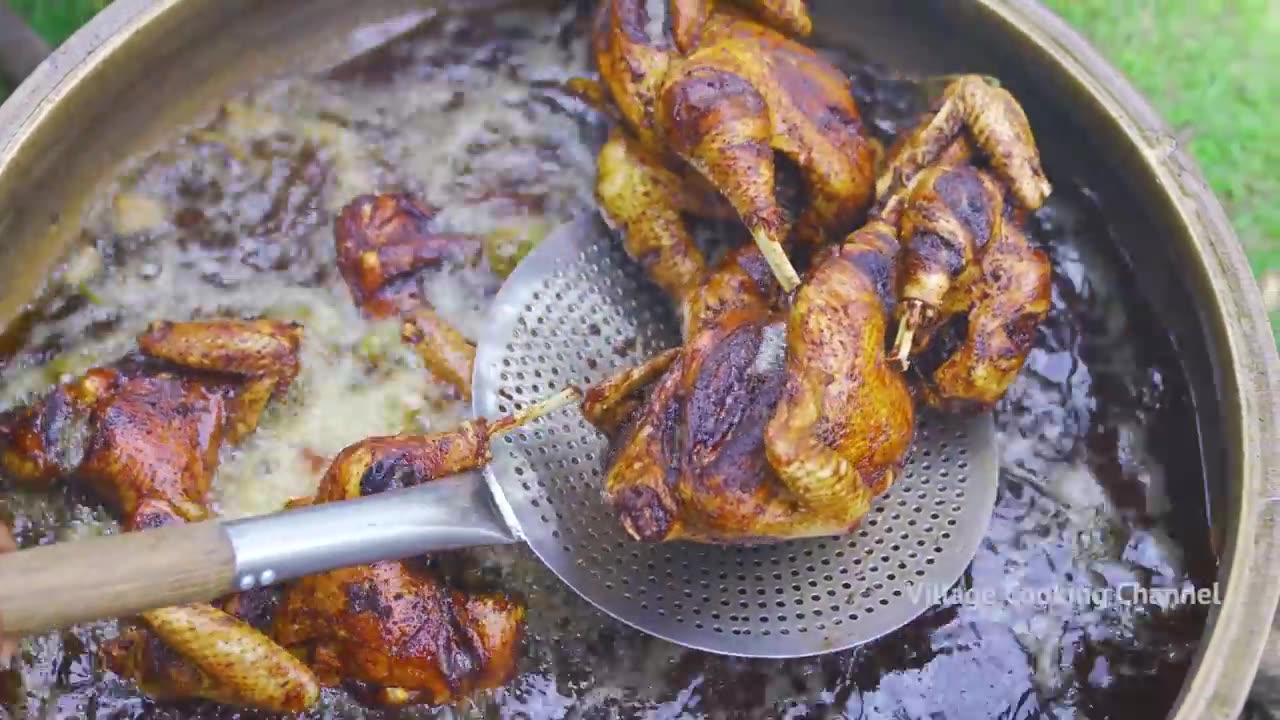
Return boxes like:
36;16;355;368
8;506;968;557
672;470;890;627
0;1;1277;718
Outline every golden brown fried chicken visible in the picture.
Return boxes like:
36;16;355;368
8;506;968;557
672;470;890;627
335;193;484;398
890;164;1051;411
101;594;317;714
0;319;320;713
270;390;578;707
591;237;913;543
875;76;1052;411
274;561;525;708
764;224;914;513
573;0;878;311
0;319;301;528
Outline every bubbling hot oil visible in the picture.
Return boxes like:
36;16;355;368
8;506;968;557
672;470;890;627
0;3;1208;719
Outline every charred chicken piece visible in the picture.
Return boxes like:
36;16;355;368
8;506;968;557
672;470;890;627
0;319;302;527
891;164;1052;411
870;76;1052;410
573;0;878;309
594;237;912;543
0;319;320;713
335;193;484;398
271;390;577;707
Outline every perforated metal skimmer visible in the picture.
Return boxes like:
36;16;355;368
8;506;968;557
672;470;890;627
472;215;999;658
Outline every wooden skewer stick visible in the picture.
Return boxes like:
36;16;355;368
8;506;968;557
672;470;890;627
751;227;802;294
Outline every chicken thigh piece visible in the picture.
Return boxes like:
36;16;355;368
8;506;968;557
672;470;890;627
873;76;1053;411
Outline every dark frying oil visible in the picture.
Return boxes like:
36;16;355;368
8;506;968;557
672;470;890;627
0;3;1210;719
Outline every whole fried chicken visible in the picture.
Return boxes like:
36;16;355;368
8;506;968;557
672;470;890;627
587;236;913;542
571;0;879;322
877;76;1053;412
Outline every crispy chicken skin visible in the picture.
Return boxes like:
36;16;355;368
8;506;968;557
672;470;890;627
0;319;301;528
764;224;914;513
271;420;533;707
596;239;911;543
574;0;877;306
876;76;1053;410
266;390;581;707
589;69;1051;542
0;319;320;713
101;596;318;714
335;193;483;398
275;561;525;708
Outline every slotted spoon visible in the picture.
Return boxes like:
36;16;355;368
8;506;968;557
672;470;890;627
0;215;997;657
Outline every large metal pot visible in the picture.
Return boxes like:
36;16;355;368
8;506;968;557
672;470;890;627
0;1;1277;718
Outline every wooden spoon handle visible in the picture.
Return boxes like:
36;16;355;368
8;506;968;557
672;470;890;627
0;521;235;636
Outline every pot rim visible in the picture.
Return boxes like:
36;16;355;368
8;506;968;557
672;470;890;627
975;3;1280;718
1;1;1278;718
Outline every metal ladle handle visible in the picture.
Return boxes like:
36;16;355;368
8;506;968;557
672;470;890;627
0;3;51;88
0;473;515;636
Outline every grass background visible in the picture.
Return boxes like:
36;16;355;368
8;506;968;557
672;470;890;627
1;0;1277;337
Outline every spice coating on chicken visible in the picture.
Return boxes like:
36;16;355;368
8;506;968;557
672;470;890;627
334;193;484;398
597;237;910;543
764;224;914;514
271;424;527;707
0;319;302;529
101;599;318;714
873;77;1053;410
574;0;877;302
0;319;320;713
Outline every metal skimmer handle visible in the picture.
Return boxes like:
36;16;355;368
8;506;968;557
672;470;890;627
224;471;517;591
0;472;517;635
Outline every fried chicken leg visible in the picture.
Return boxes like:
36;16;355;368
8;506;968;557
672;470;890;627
335;193;484;398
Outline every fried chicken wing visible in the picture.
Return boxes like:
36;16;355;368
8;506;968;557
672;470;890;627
102;599;318;714
0;319;319;713
335;193;484;398
268;392;580;707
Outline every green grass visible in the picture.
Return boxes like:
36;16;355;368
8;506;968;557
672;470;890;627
8;0;109;45
1041;0;1280;335
1;0;1278;333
